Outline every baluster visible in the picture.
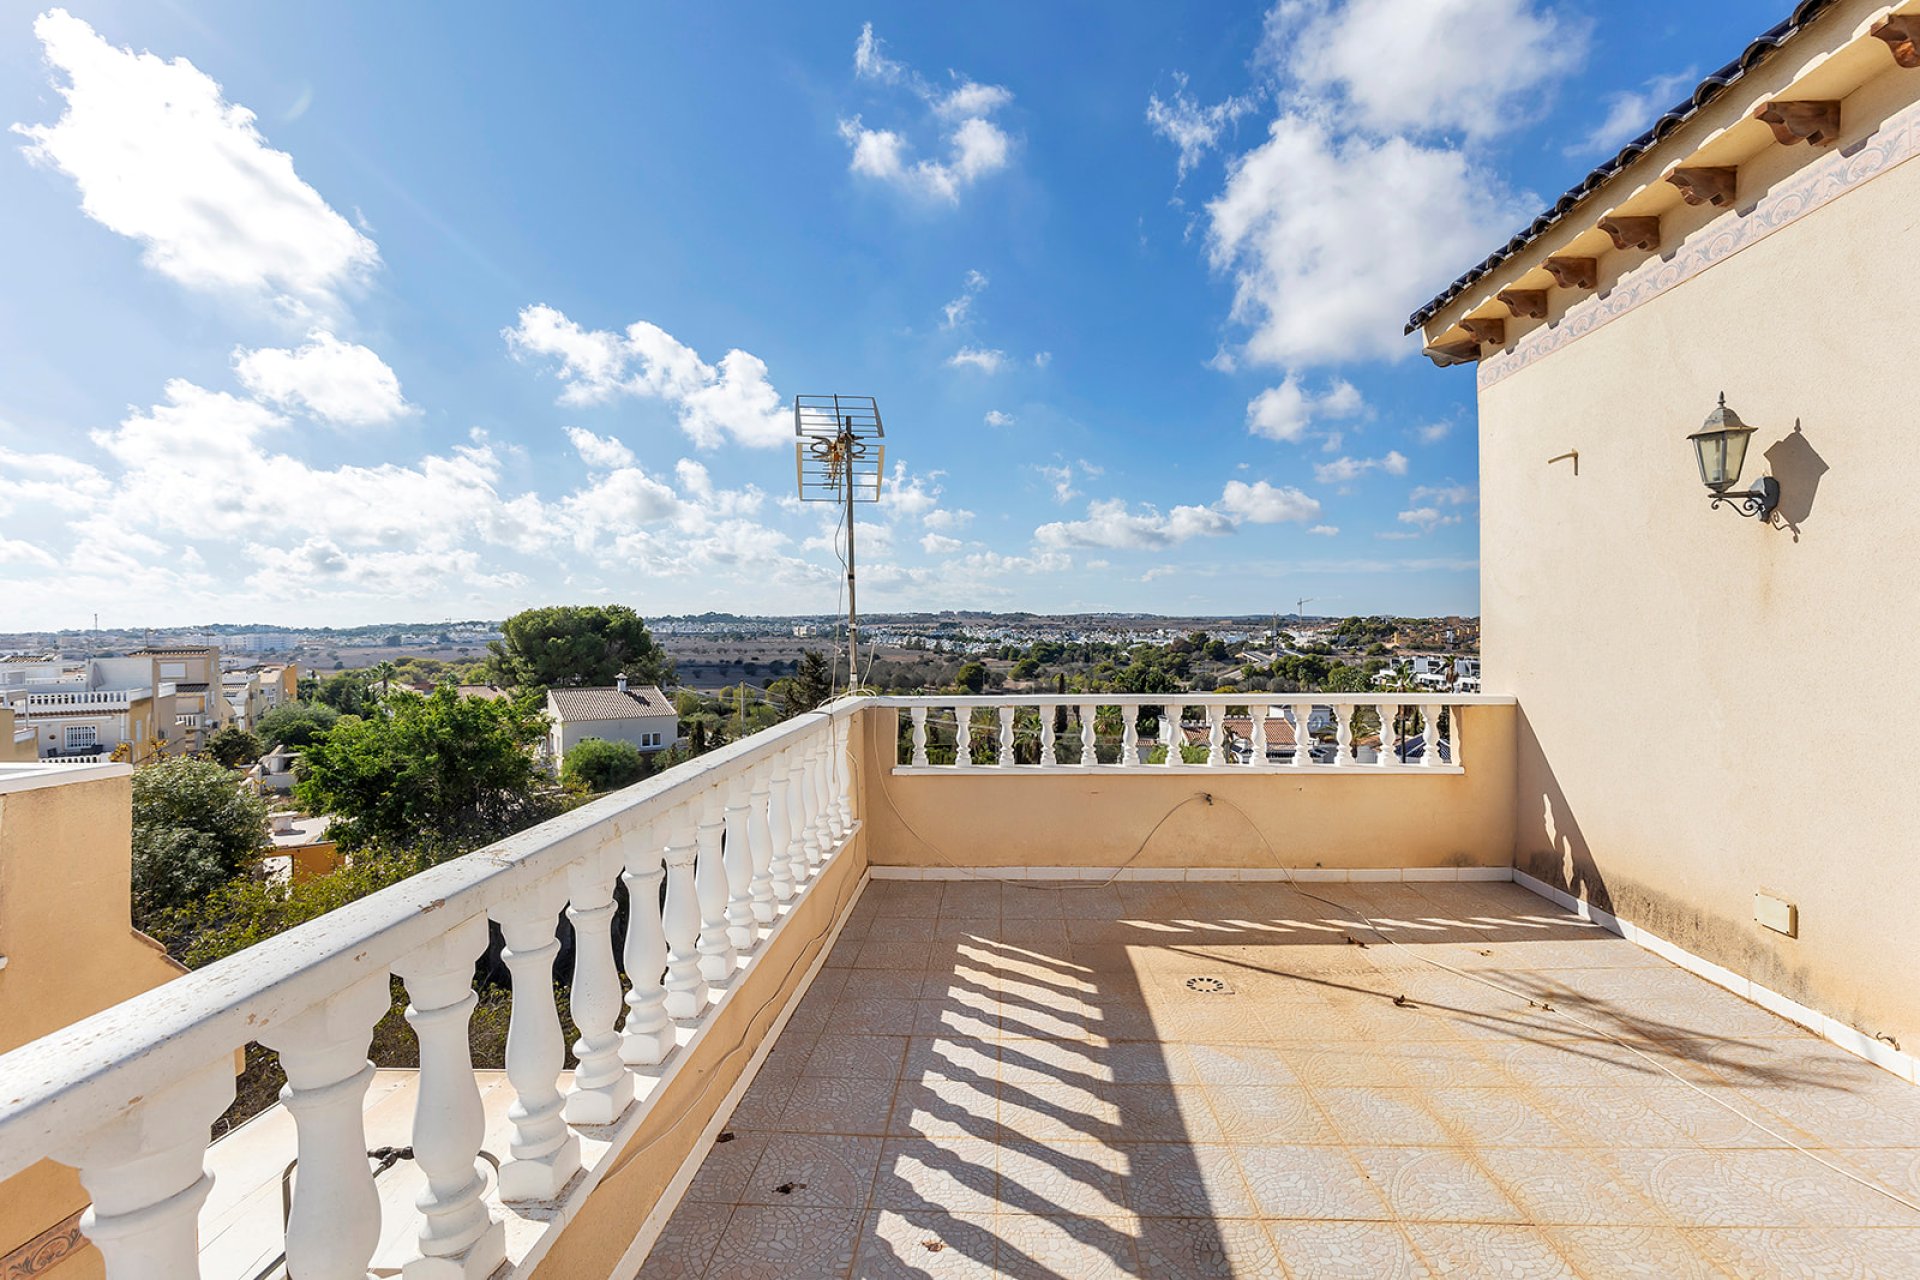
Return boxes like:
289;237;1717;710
723;774;758;949
57;1060;234;1280
1080;703;1097;766
492;887;582;1201
1040;704;1056;765
1206;705;1226;767
394;915;507;1278
619;819;675;1066
796;743;824;876
1290;702;1313;768
955;706;972;766
564;850;633;1125
660;803;709;1018
1251;706;1268;767
1378;702;1399;767
765;753;795;904
1121;706;1140;767
746;769;777;924
814;732;839;852
1420;706;1439;768
694;788;736;983
1163;701;1184;766
910;706;929;767
834;721;855;835
1333;703;1354;766
997;705;1016;766
782;749;811;886
260;972;393;1272
1447;705;1462;768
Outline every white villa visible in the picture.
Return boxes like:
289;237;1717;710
543;675;680;765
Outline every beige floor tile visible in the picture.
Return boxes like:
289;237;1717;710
705;1203;861;1280
1236;1144;1386;1220
1264;1220;1429;1279
849;1209;1001;1279
1205;1084;1337;1144
991;1212;1142;1279
995;1138;1131;1217
1403;1223;1578;1277
1313;1087;1454;1146
871;1137;1000;1213
1546;1225;1734;1279
1134;1217;1288;1279
1349;1147;1523;1223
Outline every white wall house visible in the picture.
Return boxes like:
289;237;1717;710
545;677;679;766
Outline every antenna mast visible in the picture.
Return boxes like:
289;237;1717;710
794;394;885;690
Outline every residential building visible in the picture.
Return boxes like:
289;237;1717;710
128;647;228;752
544;675;679;764
0;657;180;765
0;708;35;763
3;5;1920;1279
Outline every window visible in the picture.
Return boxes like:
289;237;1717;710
65;725;98;752
160;662;187;679
641;731;663;749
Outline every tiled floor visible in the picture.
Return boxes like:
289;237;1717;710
637;877;1920;1278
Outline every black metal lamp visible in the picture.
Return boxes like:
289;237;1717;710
1687;393;1778;519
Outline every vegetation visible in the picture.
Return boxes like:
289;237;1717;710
768;649;832;718
295;683;556;853
202;724;263;769
561;737;649;792
130;758;270;924
488;604;673;691
255;700;340;749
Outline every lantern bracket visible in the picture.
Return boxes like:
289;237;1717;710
1708;476;1779;520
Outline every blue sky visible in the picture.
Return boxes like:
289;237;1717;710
0;2;1765;628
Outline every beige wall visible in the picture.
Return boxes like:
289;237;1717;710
0;768;186;1277
1479;99;1920;1048
861;706;1516;873
0;708;32;763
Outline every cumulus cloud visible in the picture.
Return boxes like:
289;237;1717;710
1265;0;1586;141
1567;68;1696;156
1397;505;1461;532
564;426;635;470
1245;374;1365;442
1307;524;1339;536
1409;481;1474;505
1314;451;1408;484
504;303;787;448
839;24;1014;203
1218;479;1321;523
923;507;973;532
920;532;964;554
947;346;1007;374
233;330;413;426
1035;478;1320;550
14;9;378;316
1415;421;1453;444
984;410;1014;427
1146;73;1259;180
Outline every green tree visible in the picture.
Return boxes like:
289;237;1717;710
256;701;340;749
314;671;375;716
296;685;554;853
561;738;649;793
488;604;673;691
774;649;832;718
131;758;270;924
204;724;263;769
955;662;988;694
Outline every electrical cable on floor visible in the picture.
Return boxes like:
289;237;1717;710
869;763;1920;1217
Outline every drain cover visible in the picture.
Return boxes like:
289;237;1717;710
1184;976;1233;995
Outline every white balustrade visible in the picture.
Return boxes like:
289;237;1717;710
694;788;737;983
765;754;796;903
394;915;506;1279
1333;703;1354;767
1122;708;1140;766
833;723;855;838
261;972;392;1278
997;705;1016;766
800;741;826;876
746;771;777;924
1163;702;1184;767
723;774;758;950
910;706;929;767
1040;705;1056;763
790;748;819;880
1291;702;1313;768
812;733;836;852
55;1060;234;1280
955;707;973;766
493;886;582;1201
1251;708;1268;766
564;850;633;1126
1379;702;1400;767
660;803;708;1019
619;818;675;1067
1080;703;1097;766
1421;706;1440;767
1206;706;1226;767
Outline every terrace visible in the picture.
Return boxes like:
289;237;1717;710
0;694;1915;1279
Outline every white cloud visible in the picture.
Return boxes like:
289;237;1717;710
1314;451;1407;484
920;532;964;554
923;507;973;532
504;304;787;449
1032;351;1052;369
943;269;988;329
1266;0;1586;141
1037;462;1081;505
233;330;413;426
1568;69;1695;156
947;346;1007;374
1146;73;1259;179
839;25;1013;203
1245;374;1365;442
1409;482;1474;505
565;426;635;470
1307;524;1339;537
1415;421;1453;444
984;410;1014;427
1206;114;1532;367
1218;480;1321;523
15;9;378;316
1397;505;1461;532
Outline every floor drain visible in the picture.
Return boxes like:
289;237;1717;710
1184;976;1233;995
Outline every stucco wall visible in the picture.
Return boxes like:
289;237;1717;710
552;715;678;762
1479;128;1920;1049
860;705;1516;873
0;769;186;1277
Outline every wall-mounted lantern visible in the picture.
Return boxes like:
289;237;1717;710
1688;394;1778;519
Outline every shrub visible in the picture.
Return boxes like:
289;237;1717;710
561;737;649;792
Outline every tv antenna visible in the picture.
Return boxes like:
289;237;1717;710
794;394;885;687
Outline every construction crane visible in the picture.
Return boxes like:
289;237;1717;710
1294;597;1316;618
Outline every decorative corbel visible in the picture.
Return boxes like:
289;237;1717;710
1459;316;1506;345
1598;216;1661;252
1871;15;1920;69
1542;256;1598;290
1421;338;1482;368
1496;289;1549;320
1665;165;1738;208
1754;99;1842;146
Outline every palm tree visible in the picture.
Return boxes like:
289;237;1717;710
371;661;398;699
